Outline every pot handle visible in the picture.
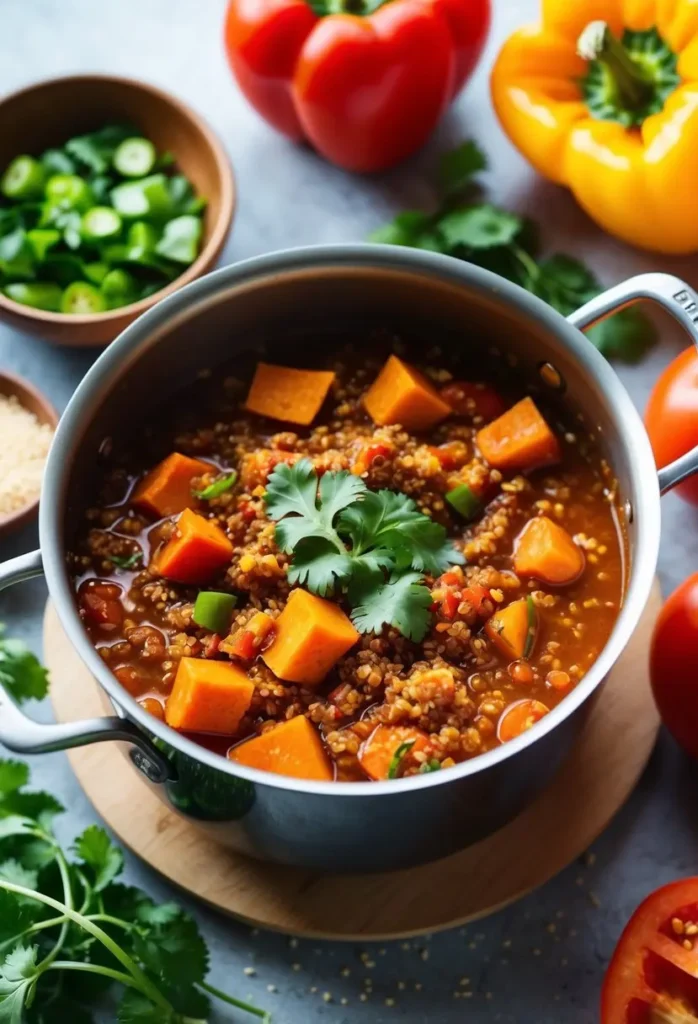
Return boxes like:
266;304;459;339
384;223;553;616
0;549;172;784
567;272;698;494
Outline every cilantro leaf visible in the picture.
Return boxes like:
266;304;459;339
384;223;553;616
132;913;208;990
369;211;434;248
101;884;180;928
266;459;364;555
439;140;487;197
0;891;41;946
0;860;38;892
287;538;352;597
110;552;143;571
0;633;49;704
0;765;28;799
587;307;657;362
0;793;63;831
351;572;433;641
0;944;38;1024
73;826;123;892
339;490;462;574
117;990;170;1024
0;818;37;842
437;204;522;250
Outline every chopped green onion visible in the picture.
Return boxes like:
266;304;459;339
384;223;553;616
193;591;238;633
446;483;481;521
1;156;46;200
523;595;537;659
193;471;238;501
112;137;156;178
111;551;143;570
4;282;63;312
387;739;416;780
418;759;442;774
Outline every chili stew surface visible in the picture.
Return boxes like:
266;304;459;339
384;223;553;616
70;334;625;783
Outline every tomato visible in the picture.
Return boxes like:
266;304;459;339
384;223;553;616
645;347;698;506
439;380;505;422
602;879;698;1023
650;574;698;760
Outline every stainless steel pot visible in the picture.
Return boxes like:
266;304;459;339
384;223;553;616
1;247;696;873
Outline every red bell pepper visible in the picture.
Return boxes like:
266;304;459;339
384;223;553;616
224;0;490;172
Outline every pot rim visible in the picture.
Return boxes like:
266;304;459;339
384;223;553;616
41;244;661;797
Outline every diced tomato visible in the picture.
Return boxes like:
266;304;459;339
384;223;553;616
227;612;275;660
440;381;505;422
352;442;394;476
441;591;460;620
602;879;698;1024
237;500;258;524
462;584;490;613
439;571;462;587
78;579;124;629
429;441;468;471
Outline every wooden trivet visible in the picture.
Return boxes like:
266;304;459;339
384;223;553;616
45;585;661;940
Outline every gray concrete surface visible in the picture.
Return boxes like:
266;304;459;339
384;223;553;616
1;0;697;1020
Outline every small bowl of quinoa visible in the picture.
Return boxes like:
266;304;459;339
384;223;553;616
0;371;58;534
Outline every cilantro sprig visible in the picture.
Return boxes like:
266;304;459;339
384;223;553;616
265;459;463;641
370;140;656;363
0;757;269;1022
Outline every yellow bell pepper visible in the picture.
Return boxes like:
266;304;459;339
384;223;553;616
491;0;698;254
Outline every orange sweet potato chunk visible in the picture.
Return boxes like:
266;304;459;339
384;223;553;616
132;452;211;518
476;397;561;472
245;363;335;426
262;589;359;686
155;508;233;585
228;715;333;781
165;657;254;734
363;355;451;431
359;724;429;781
514;516;585;585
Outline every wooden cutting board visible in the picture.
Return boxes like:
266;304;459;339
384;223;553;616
45;584;661;940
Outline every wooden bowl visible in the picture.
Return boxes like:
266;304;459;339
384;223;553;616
0;371;59;535
0;74;235;346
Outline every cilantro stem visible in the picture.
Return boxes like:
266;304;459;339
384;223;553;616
35;836;73;975
46;961;138;988
198;979;271;1021
512;245;541;287
0;879;174;1013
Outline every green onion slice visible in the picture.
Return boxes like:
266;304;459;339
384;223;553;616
387;740;416;780
523;595;537;660
193;471;238;501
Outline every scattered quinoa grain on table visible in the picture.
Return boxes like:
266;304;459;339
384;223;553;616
70;333;625;783
0;393;54;516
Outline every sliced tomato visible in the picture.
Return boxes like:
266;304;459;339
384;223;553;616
440;380;505;422
602;879;698;1023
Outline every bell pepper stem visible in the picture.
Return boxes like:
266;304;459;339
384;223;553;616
578;20;654;111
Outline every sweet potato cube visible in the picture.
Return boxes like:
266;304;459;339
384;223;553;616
476;397;560;472
155;508;233;585
514;516;585;585
245;363;335;426
262;589;359;686
165;657;254;734
363;355;451;431
359;724;430;781
132;452;211;518
228;715;333;781
485;597;538;661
